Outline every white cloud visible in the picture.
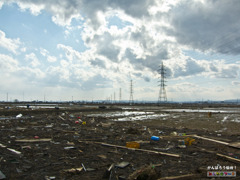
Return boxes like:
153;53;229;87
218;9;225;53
40;48;49;57
40;48;57;62
21;47;27;52
17;1;44;16
0;2;4;9
47;55;57;63
0;30;21;54
25;53;40;67
214;64;240;79
0;54;19;72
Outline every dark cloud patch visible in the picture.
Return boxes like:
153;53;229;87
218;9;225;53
79;0;155;29
87;32;120;62
109;0;155;18
90;58;106;68
125;49;145;71
81;74;112;90
143;76;150;82
125;48;169;72
215;65;239;78
169;58;205;78
168;0;240;55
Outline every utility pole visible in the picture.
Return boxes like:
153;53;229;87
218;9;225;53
158;62;167;104
129;79;134;105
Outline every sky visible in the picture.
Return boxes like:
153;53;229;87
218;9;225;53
0;0;240;102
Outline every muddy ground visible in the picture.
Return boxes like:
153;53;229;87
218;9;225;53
0;103;240;179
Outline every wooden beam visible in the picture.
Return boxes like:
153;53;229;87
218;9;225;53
193;135;229;145
217;153;240;164
158;174;199;180
15;138;52;142
58;116;65;120
79;141;180;158
228;142;240;149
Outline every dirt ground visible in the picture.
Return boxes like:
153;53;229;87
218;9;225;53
0;103;240;180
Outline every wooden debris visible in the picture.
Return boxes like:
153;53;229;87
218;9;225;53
128;165;158;180
217;153;240;164
194;135;240;149
63;167;83;173
196;147;240;164
58;116;65;120
158;174;199;180
102;163;114;179
228;142;240;149
79;141;180;158
108;163;114;171
101;122;112;127
0;143;6;148
160;134;197;139
16;127;27;130
7;148;21;155
97;154;107;159
152;163;162;167
59;130;76;133
15;138;52;142
195;147;215;154
193;135;229;145
115;162;130;168
147;128;153;135
135;140;150;144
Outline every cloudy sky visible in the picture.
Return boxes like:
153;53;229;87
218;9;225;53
0;0;240;102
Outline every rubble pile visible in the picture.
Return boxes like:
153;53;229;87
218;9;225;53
0;106;239;179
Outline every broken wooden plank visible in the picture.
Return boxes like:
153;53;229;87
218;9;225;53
63;167;83;173
58;116;65;120
0;143;7;148
80;141;180;158
158;174;199;180
195;147;215;154
194;135;240;149
195;147;240;164
135;140;150;144
160;134;197;139
228;142;240;149
217;153;240;164
15;138;52;142
193;135;229;145
7;148;21;155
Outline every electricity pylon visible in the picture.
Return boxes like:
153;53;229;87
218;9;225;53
129;79;134;105
158;62;167;103
119;88;121;103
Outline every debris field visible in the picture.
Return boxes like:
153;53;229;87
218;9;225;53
0;104;240;180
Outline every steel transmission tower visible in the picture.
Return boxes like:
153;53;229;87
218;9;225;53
158;62;167;103
119;88;121;103
129;79;134;105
